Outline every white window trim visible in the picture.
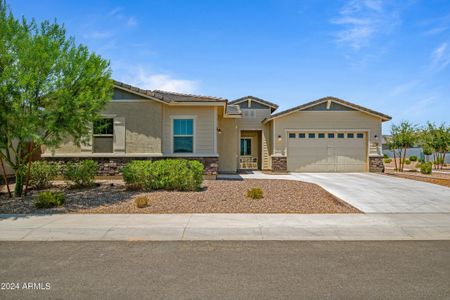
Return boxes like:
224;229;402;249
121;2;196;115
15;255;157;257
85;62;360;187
170;115;197;154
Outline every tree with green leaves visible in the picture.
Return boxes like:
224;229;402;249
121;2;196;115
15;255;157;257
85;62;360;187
0;1;112;197
385;135;399;171
420;122;449;170
390;121;418;172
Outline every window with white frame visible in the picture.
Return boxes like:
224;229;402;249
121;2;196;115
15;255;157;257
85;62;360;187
173;119;194;153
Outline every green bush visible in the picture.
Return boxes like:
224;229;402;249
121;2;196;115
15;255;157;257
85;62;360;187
134;196;149;208
383;154;389;159
151;160;204;191
415;162;421;169
409;155;417;162
247;187;264;199
122;161;154;190
433;157;444;165
420;162;432;175
384;158;392;164
35;191;65;209
405;159;411;165
122;159;204;191
29;161;59;189
63;160;98;187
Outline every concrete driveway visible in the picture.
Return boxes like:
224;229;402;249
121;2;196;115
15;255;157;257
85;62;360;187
291;173;450;213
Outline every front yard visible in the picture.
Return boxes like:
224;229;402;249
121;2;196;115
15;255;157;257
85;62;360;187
0;179;359;214
384;169;450;188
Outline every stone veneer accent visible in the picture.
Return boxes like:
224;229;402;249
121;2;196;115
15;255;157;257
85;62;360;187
369;156;384;173
42;156;219;177
271;156;287;172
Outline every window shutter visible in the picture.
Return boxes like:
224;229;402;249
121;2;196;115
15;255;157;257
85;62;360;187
114;117;126;153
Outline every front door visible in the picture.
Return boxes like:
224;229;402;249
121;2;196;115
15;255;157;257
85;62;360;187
240;138;257;169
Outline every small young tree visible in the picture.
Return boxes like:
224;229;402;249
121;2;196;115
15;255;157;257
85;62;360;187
385;136;399;171
390;121;418;172
421;122;449;170
0;1;112;196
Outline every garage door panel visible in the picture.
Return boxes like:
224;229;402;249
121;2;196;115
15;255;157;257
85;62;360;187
287;132;367;172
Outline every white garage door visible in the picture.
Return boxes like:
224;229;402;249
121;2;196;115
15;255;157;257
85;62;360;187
287;132;367;172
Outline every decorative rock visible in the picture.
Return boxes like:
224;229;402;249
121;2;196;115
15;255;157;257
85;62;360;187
369;156;384;173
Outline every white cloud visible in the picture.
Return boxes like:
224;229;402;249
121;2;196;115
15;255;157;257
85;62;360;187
389;79;421;96
83;30;114;40
331;0;400;50
126;17;138;28
400;96;437;118
115;66;200;94
430;42;450;71
106;6;137;28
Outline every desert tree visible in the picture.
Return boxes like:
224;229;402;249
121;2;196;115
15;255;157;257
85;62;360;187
421;122;449;170
389;121;418;172
0;1;112;197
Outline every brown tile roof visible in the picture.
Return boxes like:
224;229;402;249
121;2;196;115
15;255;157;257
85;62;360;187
113;80;167;102
229;96;279;110
113;80;227;103
152;90;227;102
263;96;392;122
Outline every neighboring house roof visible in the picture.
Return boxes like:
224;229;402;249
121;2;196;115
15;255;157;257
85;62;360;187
152;90;227;103
263;96;392;123
229;96;279;111
225;104;242;115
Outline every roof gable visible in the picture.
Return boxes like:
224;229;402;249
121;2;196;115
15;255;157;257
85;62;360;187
229;96;278;112
264;97;391;122
113;87;148;100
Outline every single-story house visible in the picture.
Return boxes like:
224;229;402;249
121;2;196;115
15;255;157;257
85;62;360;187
43;80;391;176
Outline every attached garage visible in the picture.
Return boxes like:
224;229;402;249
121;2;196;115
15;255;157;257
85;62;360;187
286;131;367;172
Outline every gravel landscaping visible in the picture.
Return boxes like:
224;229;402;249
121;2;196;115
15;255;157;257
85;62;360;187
384;169;450;188
0;179;359;214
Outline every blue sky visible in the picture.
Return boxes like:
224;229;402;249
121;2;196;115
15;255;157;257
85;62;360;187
8;0;450;132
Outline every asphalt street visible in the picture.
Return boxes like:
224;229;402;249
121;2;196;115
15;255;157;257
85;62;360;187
0;241;449;299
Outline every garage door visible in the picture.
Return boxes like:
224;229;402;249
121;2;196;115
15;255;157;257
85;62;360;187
287;132;367;172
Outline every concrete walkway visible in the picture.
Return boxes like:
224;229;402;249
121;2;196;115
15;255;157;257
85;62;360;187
1;213;450;241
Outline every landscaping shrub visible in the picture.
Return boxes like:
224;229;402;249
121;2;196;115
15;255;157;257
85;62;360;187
122;161;153;190
35;191;65;209
409;155;417;161
247;187;264;199
134;196;149;208
405;159;411;165
415;162;422;169
151;160;203;191
420;162;432;175
122;159;203;191
63;160;98;187
29;161;59;189
383;158;392;164
383;154;389;159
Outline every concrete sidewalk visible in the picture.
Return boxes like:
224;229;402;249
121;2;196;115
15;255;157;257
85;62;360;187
1;213;450;241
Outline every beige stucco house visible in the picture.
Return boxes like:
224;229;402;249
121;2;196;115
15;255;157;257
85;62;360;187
43;80;391;176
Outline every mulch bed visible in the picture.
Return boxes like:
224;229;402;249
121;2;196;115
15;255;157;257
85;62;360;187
384;169;450;188
0;179;359;214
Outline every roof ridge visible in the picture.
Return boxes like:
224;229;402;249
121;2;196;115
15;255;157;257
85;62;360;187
153;89;227;101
